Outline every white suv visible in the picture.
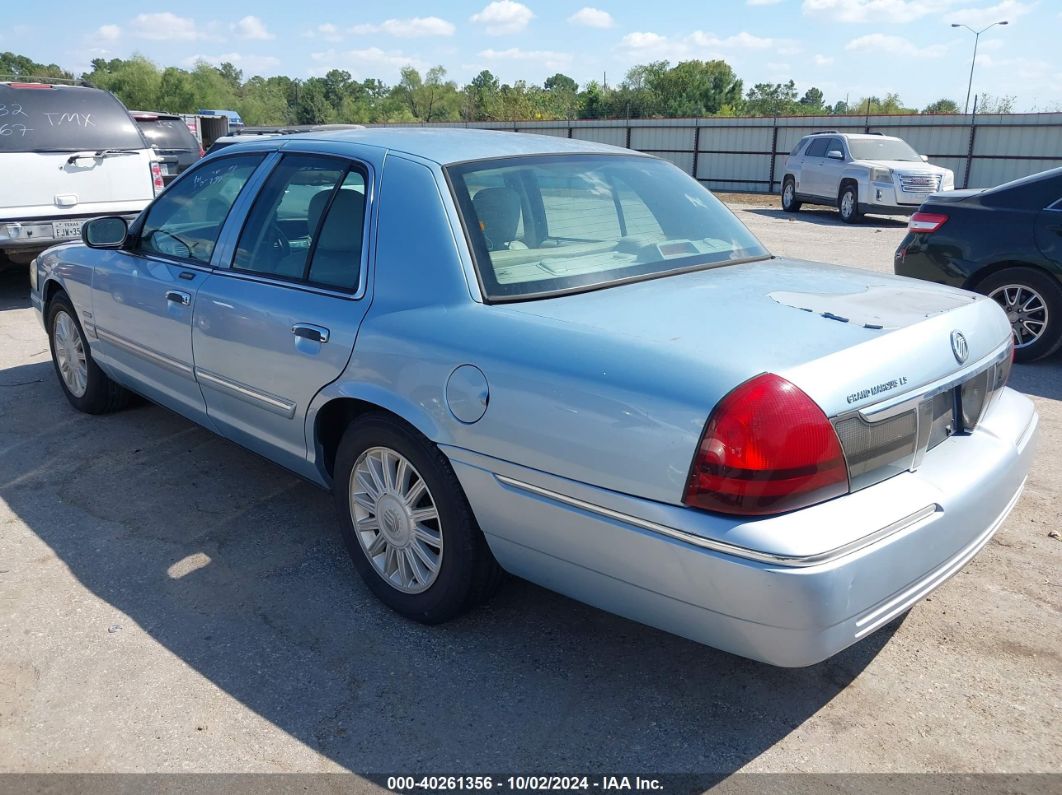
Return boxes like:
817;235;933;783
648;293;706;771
780;131;954;223
1;82;162;265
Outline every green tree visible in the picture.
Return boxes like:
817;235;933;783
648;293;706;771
295;77;336;124
976;93;1015;114
394;66;459;122
463;69;500;120
798;87;825;113
923;98;960;114
543;73;577;93
0;51;72;80
650;60;743;117
743;80;799;116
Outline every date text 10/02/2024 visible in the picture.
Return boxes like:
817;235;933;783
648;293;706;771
386;776;664;791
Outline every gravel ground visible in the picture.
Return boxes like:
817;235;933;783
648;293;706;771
0;201;1059;781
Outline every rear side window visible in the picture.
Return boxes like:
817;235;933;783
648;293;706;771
804;138;829;158
0;84;145;152
136;118;199;150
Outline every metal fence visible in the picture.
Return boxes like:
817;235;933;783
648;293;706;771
387;113;1062;194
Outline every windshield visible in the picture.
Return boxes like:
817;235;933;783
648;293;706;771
847;138;922;162
136;118;199;150
0;84;146;152
448;154;768;301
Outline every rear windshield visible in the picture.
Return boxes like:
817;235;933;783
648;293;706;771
448;154;769;301
847;138;922;162
136;118;198;150
0;84;146;153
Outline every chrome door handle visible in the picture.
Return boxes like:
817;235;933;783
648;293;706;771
292;323;330;343
165;290;191;306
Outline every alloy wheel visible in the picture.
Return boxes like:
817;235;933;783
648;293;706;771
53;310;88;398
988;284;1049;349
349;446;444;594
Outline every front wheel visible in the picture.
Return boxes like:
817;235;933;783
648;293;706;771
978;267;1062;362
838;184;862;224
47;293;129;414
333;413;503;624
781;178;801;212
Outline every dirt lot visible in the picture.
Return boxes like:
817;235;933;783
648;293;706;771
0;202;1059;781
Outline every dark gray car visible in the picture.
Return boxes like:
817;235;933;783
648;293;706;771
130;112;202;183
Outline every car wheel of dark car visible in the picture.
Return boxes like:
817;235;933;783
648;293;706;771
781;178;801;213
333;413;504;623
838;184;862;224
977;267;1062;362
47;292;130;414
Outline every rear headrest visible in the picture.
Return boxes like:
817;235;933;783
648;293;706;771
308;189;332;233
314;189;364;252
472;187;521;250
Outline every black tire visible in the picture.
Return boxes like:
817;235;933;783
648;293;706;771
838;183;862;224
976;267;1062;362
781;177;801;212
46;292;129;414
333;413;504;624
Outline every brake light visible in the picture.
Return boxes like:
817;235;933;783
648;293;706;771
150;161;165;195
199;147;205;157
9;82;53;89
908;212;948;233
683;373;849;516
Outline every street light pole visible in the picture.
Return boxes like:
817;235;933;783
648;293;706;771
951;20;1009;115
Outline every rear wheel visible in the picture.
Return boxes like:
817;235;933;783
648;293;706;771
47;293;129;414
838;184;862;224
977;267;1062;362
781;178;801;212
333;413;503;623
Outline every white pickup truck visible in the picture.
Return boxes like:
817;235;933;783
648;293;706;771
0;82;162;266
780;131;955;223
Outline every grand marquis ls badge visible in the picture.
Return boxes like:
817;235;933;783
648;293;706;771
951;330;969;364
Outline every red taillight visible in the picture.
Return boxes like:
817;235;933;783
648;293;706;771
150;161;165;195
908;212;948;233
9;82;53;89
683;373;849;516
199;147;205;157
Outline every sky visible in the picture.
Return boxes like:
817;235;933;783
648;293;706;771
4;0;1061;111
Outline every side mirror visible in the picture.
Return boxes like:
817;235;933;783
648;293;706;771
82;217;128;249
827;149;844;160
921;154;930;163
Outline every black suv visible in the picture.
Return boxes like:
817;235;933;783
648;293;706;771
130;112;203;184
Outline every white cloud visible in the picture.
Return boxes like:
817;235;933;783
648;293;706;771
479;47;573;69
308;23;343;42
803;0;957;23
619;31;672;57
130;12;211;41
813;53;835;65
568;7;614;28
845;33;948;57
470;1;534;34
625;29;798;59
183;52;281;73
310;47;427;78
688;30;777;49
348;17;456;37
233;16;273;41
948;1;1032;28
96;24;121;42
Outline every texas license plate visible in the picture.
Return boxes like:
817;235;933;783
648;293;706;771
52;220;83;239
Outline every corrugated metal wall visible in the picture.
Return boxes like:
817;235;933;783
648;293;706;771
388;113;1062;193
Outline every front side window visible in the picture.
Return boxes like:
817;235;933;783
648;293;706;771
233;154;366;292
138;153;263;263
790;138;809;156
448;154;768;301
804;138;829;158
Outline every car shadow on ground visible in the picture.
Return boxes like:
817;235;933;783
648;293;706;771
0;349;900;778
1009;358;1062;402
0;266;30;311
746;207;909;229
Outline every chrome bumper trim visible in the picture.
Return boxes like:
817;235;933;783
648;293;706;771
494;474;939;569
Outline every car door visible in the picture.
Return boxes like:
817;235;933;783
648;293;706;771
798;137;830;197
89;152;265;422
191;152;372;475
818;137;847;201
1036;194;1062;265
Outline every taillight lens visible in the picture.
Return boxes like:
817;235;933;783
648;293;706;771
683;373;849;516
150;161;165;195
908;212;948;233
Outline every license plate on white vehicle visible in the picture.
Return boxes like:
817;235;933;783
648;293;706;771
52;221;83;239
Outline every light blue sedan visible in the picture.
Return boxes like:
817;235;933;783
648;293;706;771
30;129;1038;666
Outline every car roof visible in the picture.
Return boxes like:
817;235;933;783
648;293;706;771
130;111;182;121
265;127;639;166
804;131;902;141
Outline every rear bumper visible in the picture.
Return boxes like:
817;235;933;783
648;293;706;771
447;387;1038;667
1;211;143;253
859;200;919;216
